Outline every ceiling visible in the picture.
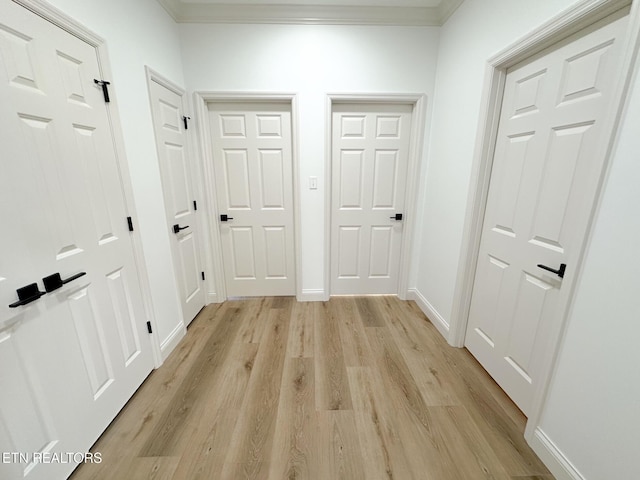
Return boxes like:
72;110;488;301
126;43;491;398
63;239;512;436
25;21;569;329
156;0;464;25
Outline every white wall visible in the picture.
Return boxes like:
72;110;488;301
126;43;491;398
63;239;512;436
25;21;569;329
535;49;640;480
423;0;640;478
415;0;582;326
178;23;440;297
46;0;186;356
30;2;640;478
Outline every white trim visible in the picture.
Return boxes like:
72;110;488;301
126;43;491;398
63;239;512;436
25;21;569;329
155;1;443;26
13;0;104;47
145;65;185;96
529;428;585;480
437;0;464;24
324;97;333;302
298;289;326;302
446;0;640;459
193;92;302;302
159;322;187;361
13;0;163;367
325;94;427;300
291;95;304;303
191;96;223;304
407;288;449;339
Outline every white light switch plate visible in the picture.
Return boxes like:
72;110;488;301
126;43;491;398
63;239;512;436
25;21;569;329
309;176;318;190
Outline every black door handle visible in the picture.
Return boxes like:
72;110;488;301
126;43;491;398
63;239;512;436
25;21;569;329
220;214;234;222
537;263;566;278
390;213;403;221
42;272;87;293
173;224;189;234
9;283;46;308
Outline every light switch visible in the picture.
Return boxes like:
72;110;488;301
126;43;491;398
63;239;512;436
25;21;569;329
309;176;318;190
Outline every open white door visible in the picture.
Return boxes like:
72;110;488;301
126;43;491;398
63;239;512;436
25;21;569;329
148;72;205;325
0;2;153;479
465;14;626;415
331;103;412;295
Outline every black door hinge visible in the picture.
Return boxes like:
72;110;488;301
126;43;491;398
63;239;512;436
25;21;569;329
127;216;134;232
201;271;205;281
94;79;111;103
146;321;153;334
183;116;190;130
193;200;198;211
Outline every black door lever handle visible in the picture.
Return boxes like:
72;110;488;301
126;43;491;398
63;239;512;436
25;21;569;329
9;283;46;308
173;224;189;234
537;263;566;278
390;213;403;221
220;214;234;222
42;272;87;293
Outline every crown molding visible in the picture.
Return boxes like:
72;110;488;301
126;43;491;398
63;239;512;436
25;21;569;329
437;0;463;23
155;0;463;25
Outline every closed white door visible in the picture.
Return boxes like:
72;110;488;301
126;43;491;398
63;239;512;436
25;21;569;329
465;15;626;415
331;104;412;295
209;102;295;297
0;2;153;479
148;76;204;324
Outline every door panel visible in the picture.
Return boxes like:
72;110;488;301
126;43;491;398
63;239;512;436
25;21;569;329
209;102;296;297
264;226;288;278
148;78;205;324
230;227;257;279
106;268;142;365
0;332;58;479
1;2;153;478
369;226;393;277
331;104;412;295
259;149;285;208
465;15;626;415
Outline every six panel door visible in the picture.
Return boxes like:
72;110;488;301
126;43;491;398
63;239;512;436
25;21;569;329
148;77;205;324
465;14;626;415
0;2;153;478
331;104;412;295
209;102;296;297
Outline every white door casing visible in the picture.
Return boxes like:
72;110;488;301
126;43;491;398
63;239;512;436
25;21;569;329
0;2;153;479
330;103;412;295
208;102;296;297
147;70;205;325
464;14;626;416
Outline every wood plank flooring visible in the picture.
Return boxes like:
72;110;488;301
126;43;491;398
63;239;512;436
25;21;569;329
70;297;553;480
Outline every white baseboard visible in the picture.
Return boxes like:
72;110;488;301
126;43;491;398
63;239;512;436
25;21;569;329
407;288;450;339
159;323;186;361
529;427;585;480
206;291;224;304
297;289;327;302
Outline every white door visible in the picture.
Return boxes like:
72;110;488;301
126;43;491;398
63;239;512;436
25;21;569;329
208;102;296;297
0;2;153;479
148;76;205;324
331;104;412;295
465;14;626;415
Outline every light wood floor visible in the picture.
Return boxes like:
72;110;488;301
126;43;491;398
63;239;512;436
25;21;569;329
70;296;553;480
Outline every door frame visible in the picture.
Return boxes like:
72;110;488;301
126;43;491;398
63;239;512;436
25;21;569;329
13;0;162;365
193;92;301;301
325;94;427;300
447;0;640;448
